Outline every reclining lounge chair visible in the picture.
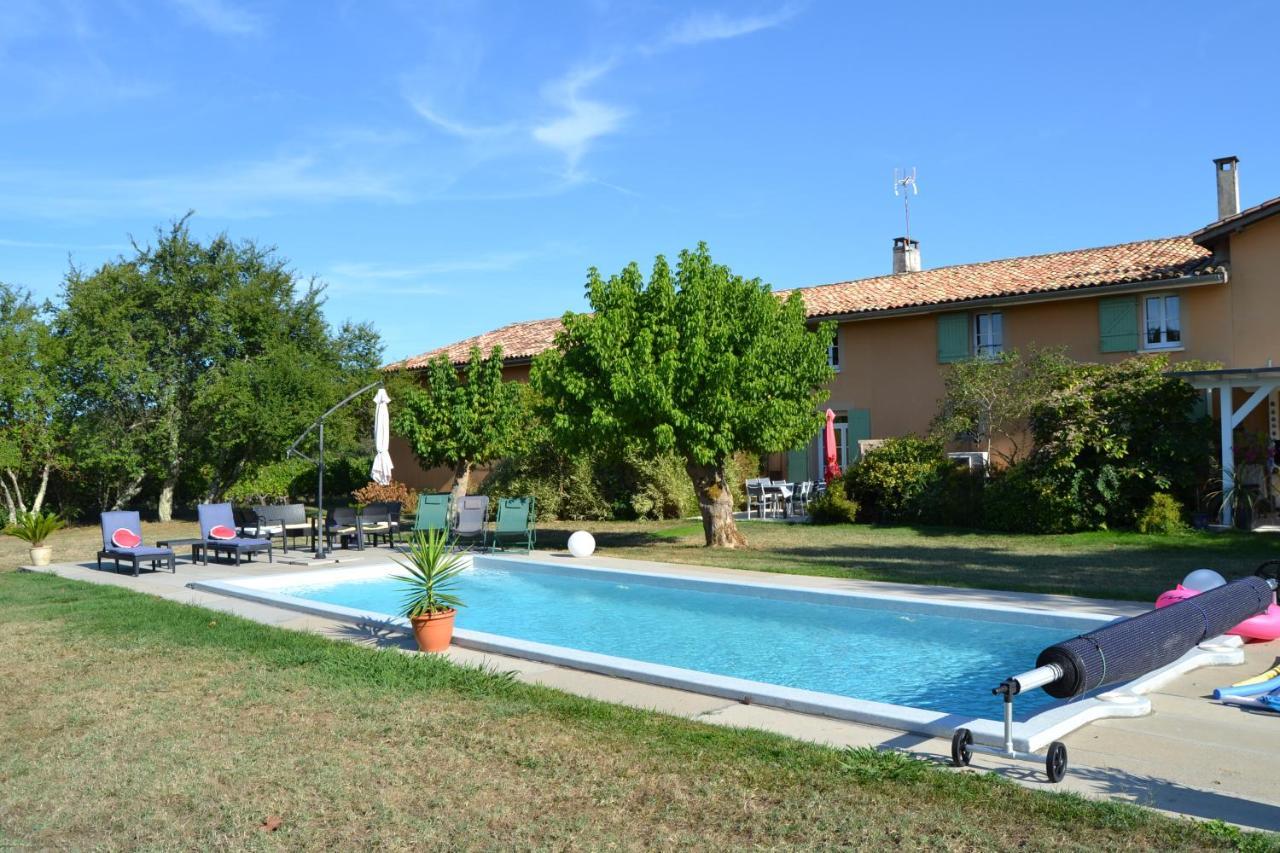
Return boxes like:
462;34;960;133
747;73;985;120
198;502;273;565
96;511;176;576
490;496;535;552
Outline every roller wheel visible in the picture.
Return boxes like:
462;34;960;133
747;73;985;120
1045;742;1068;783
1256;560;1280;582
950;728;973;767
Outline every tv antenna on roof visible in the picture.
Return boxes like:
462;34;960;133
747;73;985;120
893;167;919;239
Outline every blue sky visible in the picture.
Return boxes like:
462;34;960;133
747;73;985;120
2;0;1278;364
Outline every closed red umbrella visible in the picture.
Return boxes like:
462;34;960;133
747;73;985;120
823;408;841;483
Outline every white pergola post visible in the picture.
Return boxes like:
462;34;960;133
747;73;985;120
1219;384;1235;526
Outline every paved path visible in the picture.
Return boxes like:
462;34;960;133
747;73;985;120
22;549;1280;833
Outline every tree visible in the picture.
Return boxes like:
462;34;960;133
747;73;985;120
392;345;527;506
532;243;834;547
931;348;1075;465
55;216;381;517
0;285;61;524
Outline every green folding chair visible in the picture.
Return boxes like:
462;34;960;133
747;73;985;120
490;496;535;552
413;493;452;537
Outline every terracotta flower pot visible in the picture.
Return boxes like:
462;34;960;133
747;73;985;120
29;546;52;567
409;608;456;653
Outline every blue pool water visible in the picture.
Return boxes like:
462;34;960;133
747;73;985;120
280;564;1082;719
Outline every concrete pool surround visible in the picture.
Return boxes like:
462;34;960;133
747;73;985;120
189;553;1247;752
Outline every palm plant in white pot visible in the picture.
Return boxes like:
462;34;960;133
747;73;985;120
4;510;66;566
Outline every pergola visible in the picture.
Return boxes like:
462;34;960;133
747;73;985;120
1171;366;1280;525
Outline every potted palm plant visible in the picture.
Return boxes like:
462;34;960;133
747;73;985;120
392;528;466;652
1207;463;1262;531
4;510;66;566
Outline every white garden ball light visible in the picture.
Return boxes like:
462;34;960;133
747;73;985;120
567;530;596;558
1182;568;1227;592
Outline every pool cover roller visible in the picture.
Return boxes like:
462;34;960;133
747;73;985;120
1035;576;1274;699
953;568;1278;784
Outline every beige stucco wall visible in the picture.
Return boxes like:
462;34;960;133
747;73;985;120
1224;215;1280;368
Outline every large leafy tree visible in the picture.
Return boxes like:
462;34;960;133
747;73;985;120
55;216;381;517
532;243;834;547
392;345;527;505
0;284;61;524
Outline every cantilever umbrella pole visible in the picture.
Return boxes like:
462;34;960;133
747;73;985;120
286;380;384;560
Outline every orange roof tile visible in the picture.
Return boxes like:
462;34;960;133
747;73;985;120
781;236;1215;319
389;236;1217;369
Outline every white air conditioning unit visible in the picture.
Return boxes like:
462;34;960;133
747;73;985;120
947;451;989;472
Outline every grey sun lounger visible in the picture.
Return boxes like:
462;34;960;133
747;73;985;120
197;502;273;565
96;511;176;576
452;495;489;549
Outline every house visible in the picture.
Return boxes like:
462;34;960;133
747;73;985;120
388;156;1280;508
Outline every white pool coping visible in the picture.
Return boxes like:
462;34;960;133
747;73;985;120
189;554;1245;752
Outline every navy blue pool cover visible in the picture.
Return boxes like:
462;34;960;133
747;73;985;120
1036;576;1274;699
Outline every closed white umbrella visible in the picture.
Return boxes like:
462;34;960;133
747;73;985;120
370;388;394;486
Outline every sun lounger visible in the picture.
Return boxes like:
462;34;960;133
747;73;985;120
490;496;535;552
452;495;489;549
197;502;273;565
96;511;176;576
412;493;451;536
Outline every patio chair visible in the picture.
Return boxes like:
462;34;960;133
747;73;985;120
254;503;312;552
452;495;490;550
238;506;285;549
364;501;403;544
746;481;775;519
325;506;364;550
490;496;535;552
359;506;394;548
96;511;176;577
197;502;273;566
412;493;451;536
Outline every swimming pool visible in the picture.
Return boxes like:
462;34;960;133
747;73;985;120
192;555;1244;749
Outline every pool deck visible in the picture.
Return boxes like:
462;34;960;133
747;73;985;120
22;548;1280;834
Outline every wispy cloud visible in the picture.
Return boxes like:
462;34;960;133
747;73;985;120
324;250;544;296
661;4;799;47
170;0;264;37
407;95;516;140
531;63;627;176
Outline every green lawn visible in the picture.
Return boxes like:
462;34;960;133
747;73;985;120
2;571;1275;850
539;519;1280;602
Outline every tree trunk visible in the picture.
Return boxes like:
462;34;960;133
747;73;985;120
686;461;747;548
0;475;15;526
111;474;145;512
157;411;183;522
31;464;49;514
449;460;473;508
157;478;177;523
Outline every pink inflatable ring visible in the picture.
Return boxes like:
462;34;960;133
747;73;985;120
1155;584;1280;642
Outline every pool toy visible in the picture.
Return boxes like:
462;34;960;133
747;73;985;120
1155;582;1280;642
1214;674;1280;699
1230;660;1280;687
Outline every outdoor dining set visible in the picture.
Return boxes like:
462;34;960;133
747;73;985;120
93;494;537;577
744;478;824;519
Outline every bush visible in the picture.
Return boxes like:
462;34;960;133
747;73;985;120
981;461;1083;533
807;489;860;525
224;458;312;505
351;481;419;514
843;437;952;523
1136;493;1188;535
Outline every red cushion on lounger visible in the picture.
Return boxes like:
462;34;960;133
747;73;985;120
208;525;236;540
111;528;142;548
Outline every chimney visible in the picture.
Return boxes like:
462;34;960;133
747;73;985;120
892;236;920;274
1214;156;1240;220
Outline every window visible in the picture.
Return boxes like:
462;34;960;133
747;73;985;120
974;311;1003;357
827;329;840;370
1143;294;1181;349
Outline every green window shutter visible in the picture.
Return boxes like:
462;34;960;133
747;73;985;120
786;448;811;482
1098;296;1138;352
848;409;871;460
937;313;970;363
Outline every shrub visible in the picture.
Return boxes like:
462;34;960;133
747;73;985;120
922;464;986;528
807;489;860;525
981;461;1081;533
352;481;420;514
842;436;952;523
1136;493;1188;535
224;458;312;505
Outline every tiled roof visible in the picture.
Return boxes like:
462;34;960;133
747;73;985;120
1191;194;1280;245
388;316;565;371
390;236;1217;369
781;236;1216;319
